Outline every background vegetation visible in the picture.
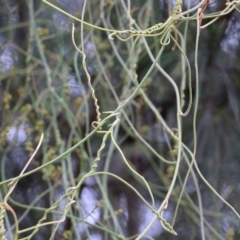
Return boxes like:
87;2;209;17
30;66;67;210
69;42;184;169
0;0;240;239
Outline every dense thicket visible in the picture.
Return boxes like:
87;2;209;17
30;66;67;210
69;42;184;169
0;1;240;239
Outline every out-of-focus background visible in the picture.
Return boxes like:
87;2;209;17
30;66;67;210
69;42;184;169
0;0;240;239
